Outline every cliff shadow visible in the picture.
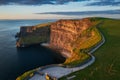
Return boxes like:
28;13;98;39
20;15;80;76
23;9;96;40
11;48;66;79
16;45;65;70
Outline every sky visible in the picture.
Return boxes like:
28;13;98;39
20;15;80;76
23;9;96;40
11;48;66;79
0;0;120;19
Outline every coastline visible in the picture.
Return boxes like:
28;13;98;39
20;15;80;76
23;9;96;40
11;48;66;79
16;28;105;80
16;18;106;80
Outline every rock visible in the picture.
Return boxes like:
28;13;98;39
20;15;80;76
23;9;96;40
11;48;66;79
16;24;50;47
15;32;20;38
16;41;21;47
50;18;92;55
15;18;92;51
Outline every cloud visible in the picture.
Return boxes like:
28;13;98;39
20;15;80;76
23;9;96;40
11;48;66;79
36;9;120;16
87;0;120;6
0;0;53;5
0;0;119;6
0;0;88;5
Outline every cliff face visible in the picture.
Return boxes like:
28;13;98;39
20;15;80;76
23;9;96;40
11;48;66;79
50;18;92;55
20;26;36;36
19;26;49;38
16;18;102;65
16;24;50;47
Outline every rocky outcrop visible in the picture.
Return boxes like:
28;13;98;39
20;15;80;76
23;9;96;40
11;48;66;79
16;24;50;47
50;18;92;55
19;26;36;36
16;18;102;65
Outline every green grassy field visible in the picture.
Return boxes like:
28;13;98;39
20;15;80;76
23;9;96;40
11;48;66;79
60;18;120;80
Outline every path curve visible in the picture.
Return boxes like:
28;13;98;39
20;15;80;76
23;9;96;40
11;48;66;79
29;31;105;80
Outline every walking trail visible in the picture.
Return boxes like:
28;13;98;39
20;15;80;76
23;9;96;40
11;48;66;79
29;32;105;80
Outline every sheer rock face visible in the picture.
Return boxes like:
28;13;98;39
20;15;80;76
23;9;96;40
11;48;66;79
50;18;92;55
19;26;49;37
16;26;50;47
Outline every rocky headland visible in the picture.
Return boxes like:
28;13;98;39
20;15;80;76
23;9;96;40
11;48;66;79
16;17;104;80
16;17;102;65
16;23;51;47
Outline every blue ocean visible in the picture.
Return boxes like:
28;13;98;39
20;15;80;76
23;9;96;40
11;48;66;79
0;19;63;80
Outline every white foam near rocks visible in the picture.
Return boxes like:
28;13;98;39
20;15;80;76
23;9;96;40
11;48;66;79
41;43;50;47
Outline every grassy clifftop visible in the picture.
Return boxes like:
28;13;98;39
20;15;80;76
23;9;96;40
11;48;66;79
60;18;120;80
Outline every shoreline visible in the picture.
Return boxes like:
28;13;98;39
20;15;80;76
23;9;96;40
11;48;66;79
16;18;107;80
16;28;105;80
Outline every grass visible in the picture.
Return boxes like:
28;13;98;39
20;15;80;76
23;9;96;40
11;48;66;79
60;18;120;80
35;22;51;28
64;53;90;67
64;20;102;67
16;69;36;80
78;27;101;49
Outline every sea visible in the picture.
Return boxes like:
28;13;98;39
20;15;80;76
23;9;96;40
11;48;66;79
0;19;64;80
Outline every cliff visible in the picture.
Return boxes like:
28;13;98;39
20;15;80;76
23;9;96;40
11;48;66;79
16;23;51;47
50;18;92;56
16;18;102;65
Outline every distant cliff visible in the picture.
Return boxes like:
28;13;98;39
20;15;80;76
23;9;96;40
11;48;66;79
16;23;51;47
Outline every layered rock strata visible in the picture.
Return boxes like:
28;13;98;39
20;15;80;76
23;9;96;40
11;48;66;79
50;18;92;56
16;25;50;47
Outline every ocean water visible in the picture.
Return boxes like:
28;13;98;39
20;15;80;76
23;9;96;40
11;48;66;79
0;19;64;80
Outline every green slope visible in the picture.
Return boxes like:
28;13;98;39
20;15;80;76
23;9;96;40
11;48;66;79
60;18;120;80
64;26;102;67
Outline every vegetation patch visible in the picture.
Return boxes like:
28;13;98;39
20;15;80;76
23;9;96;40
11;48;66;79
16;68;37;80
35;22;51;28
